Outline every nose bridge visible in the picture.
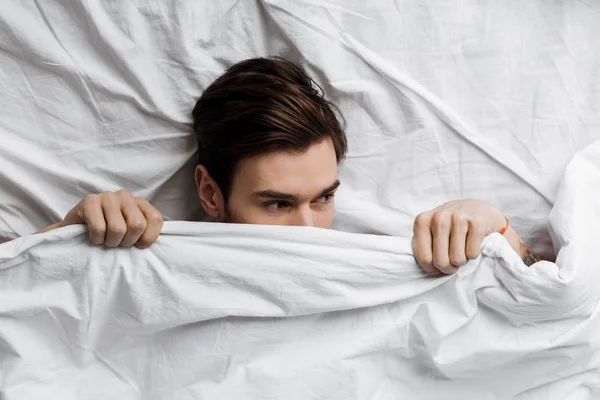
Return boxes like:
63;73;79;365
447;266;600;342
293;203;314;226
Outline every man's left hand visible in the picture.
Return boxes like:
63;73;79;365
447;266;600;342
412;199;506;276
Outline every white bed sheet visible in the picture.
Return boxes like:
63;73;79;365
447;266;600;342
1;138;600;399
1;0;600;258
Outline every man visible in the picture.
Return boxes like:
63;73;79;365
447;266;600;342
40;57;540;275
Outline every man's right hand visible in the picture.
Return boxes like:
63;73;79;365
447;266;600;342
42;190;163;248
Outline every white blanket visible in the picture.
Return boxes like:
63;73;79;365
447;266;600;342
1;141;600;399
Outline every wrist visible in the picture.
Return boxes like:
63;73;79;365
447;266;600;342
498;216;509;235
503;225;523;256
490;209;507;234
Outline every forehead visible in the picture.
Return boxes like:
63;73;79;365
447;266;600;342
232;138;338;195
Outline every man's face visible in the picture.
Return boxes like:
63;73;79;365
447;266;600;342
225;138;339;228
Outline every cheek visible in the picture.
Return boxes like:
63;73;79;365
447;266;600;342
314;207;334;229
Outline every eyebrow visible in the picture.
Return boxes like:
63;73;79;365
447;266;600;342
253;179;341;201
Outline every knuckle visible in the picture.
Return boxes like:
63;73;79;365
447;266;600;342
466;250;480;259
90;224;106;235
450;255;467;266
128;218;147;232
117;189;133;198
108;224;127;237
432;211;451;228
149;210;164;224
451;211;469;224
413;212;431;231
414;212;428;226
82;194;98;207
102;191;118;204
432;259;450;269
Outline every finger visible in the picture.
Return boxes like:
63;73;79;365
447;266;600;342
431;211;458;275
449;216;469;267
119;192;147;247
79;195;107;245
465;222;487;260
134;198;163;249
101;193;127;247
427;269;443;278
412;236;438;276
412;213;436;275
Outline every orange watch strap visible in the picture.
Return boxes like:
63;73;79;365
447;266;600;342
499;216;509;235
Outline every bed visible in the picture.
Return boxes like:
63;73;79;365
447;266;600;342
1;1;599;398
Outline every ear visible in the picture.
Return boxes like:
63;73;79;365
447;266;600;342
195;165;226;221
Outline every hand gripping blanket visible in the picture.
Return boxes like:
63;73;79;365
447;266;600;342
1;142;600;399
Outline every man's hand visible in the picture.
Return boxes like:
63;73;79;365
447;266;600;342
412;199;509;276
41;190;163;248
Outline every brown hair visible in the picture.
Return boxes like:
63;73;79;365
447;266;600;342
192;57;347;199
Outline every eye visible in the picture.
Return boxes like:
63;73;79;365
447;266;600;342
314;193;335;204
264;201;291;211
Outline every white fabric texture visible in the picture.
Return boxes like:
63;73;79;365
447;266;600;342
2;1;600;258
1;140;600;399
2;1;600;398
